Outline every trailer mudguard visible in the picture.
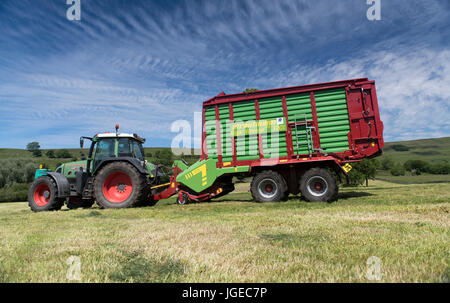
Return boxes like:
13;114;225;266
46;172;70;198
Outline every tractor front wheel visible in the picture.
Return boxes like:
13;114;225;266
94;162;148;209
28;176;65;212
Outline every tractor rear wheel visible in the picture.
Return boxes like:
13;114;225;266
299;168;338;202
250;170;287;202
94;162;148;209
28;176;65;212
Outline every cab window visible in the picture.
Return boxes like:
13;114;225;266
95;138;116;158
118;138;132;157
131;140;144;161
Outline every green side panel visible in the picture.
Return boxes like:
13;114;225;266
259;96;288;158
176;159;249;193
314;88;350;153
286;93;313;155
204;106;218;158
218;104;232;160
232;100;259;161
206;96;290;161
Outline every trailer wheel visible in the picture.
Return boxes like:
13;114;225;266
251;170;287;202
28;176;65;212
94;162;148;209
177;193;190;205
66;198;95;210
299;168;338;202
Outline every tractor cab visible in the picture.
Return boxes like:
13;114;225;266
83;133;146;174
79;125;153;175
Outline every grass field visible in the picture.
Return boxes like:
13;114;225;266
0;180;448;283
376;170;450;184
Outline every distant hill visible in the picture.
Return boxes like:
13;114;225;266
1;137;448;167
380;137;450;164
0;147;200;170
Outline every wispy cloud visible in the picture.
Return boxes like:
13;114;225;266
0;0;449;148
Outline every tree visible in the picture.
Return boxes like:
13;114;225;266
0;171;4;188
351;158;379;187
26;142;42;157
45;150;55;158
155;149;173;166
56;149;73;158
428;162;450;175
390;144;410;152
244;88;259;94
346;168;365;186
404;160;429;175
80;151;87;160
390;164;405;176
380;157;394;170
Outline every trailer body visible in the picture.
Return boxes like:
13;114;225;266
173;78;384;202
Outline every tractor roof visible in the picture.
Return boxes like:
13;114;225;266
95;133;146;143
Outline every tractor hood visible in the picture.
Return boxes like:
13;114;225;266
57;160;88;178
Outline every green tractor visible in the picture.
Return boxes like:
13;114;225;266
28;126;162;212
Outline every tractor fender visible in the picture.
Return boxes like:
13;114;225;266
92;157;149;176
46;172;70;198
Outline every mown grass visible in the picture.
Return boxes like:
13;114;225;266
0;180;448;283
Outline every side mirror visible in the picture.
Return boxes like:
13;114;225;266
80;137;84;149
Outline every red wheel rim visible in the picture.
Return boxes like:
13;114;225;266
34;184;51;207
102;172;133;203
265;184;273;193
314;182;324;191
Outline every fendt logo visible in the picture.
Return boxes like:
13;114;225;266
184;164;208;186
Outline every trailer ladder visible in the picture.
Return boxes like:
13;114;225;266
293;114;315;159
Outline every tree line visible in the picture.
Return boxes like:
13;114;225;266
381;157;450;176
26;142;75;159
0;159;38;189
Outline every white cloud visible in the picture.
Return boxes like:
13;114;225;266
0;0;449;148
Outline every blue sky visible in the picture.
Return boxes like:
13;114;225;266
0;0;449;149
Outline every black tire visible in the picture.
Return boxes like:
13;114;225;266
281;188;289;201
66;198;95;210
177;193;189;205
94;162;148;209
28;176;65;212
299;168;338;202
250;170;287;202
